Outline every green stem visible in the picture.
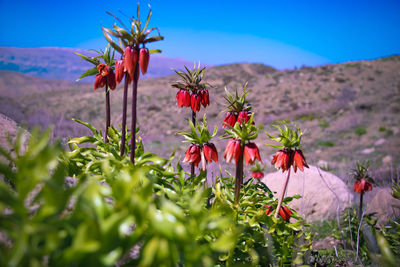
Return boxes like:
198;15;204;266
274;167;291;218
359;192;364;219
120;73;129;156
234;143;244;205
104;81;110;143
130;59;139;164
190;110;196;176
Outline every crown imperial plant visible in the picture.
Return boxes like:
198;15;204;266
102;4;164;162
266;123;308;218
351;162;374;217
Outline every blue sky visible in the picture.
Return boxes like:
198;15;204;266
0;0;399;69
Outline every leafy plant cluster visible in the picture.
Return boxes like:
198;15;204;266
0;122;311;266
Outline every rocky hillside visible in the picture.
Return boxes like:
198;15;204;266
0;55;399;183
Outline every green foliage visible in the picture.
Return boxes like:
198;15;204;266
333;207;378;265
177;115;217;145
0;122;312;266
318;140;334;147
171;62;209;91
354;126;367;136
265;123;303;149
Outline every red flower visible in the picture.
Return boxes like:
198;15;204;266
224;139;242;164
265;205;292;221
139;48;150;75
244;142;262;166
203;143;218;163
354;179;372;194
107;69;116;90
200;89;210;107
97;63;109;76
176;89;190;107
279;206;292;221
292;149;309;173
237;110;251;125
115;59;125;84
183;144;201;167
94;74;106;90
223;112;237;128
271;149;292;172
251;171;264;179
265;205;273;215
191;93;201;112
124;46;138;80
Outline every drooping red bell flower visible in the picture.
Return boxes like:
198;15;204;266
139;47;150;75
237;110;251;125
271;149;292;172
251;171;264;179
124;46;138;80
265;205;292;221
223;112;237;128
115;59;125;84
354;179;372;194
107;69;116;90
224;139;242;164
279;206;292;221
176;89;191;107
94;74;106;90
183;144;201;167
199;89;210;107
244;142;262;166
191;93;201;112
292;149;309;173
203;143;218;163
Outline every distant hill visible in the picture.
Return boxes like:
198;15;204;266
0;55;399;182
0;47;193;81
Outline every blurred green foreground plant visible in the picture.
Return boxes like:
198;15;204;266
0;122;311;266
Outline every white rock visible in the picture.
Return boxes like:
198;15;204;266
382;155;393;164
361;148;375;154
374;138;386;146
261;165;353;222
366;188;400;225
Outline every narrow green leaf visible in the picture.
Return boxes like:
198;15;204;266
76;66;98;81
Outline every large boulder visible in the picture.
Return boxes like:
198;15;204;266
366;187;400;225
261;165;353;222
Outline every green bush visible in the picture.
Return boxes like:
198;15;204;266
354;126;367;136
0;122;312;266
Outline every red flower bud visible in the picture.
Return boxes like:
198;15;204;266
94;74;106;90
139;48;150;75
251;171;264;179
124;46;138;80
265;205;292;221
223;112;237;128
244;142;262;166
353;179;372;194
292;149;309;173
183;144;201;167
224;139;242;164
279;206;292;221
107;70;116;90
200;89;210;107
191;93;201;112
271;149;292;172
115;59;125;84
237;110;251;125
97;63;109;77
203;143;218;163
176;89;191;108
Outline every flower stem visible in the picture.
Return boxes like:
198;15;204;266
359;192;364;218
104;81;110;143
120;73;129;157
234;143;244;205
274;167;291;218
191;110;196;176
130;61;139;164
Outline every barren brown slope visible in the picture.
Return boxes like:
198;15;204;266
1;56;399;182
